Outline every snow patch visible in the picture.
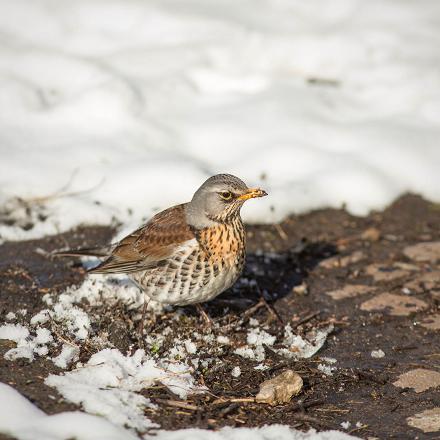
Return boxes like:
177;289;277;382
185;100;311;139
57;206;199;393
0;383;360;440
276;325;334;359
1;0;440;243
45;348;205;431
0;324;54;361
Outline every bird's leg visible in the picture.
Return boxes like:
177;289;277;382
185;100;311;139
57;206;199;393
196;303;213;327
138;295;150;341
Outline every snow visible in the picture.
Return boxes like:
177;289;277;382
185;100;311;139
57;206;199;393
0;324;29;342
0;383;359;440
52;344;80;369
317;364;336;376
0;324;54;361
276;325;334;359
231;366;242;378
370;349;385;359
1;0;440;243
340;422;351;430
217;335;230;344
45;348;205;430
5;312;16;321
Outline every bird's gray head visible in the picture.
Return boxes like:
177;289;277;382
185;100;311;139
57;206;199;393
185;174;267;228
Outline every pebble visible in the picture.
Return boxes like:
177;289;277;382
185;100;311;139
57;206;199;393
361;227;381;242
256;370;303;406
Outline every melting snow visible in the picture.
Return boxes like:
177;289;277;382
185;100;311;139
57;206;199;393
45;348;204;431
0;324;53;361
0;382;360;440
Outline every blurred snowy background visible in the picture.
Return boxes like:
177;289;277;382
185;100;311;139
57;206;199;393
1;0;440;242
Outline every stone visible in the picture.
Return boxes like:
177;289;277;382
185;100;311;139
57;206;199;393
420;314;440;331
326;284;375;300
292;282;308;295
403;241;440;263
365;264;412;282
360;293;428;316
319;251;365;269
361;227;381;242
256;370;303;406
407;408;440;433
393;369;440;393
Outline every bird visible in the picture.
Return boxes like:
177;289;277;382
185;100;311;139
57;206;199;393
56;174;267;328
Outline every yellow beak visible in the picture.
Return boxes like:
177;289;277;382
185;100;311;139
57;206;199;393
237;188;268;201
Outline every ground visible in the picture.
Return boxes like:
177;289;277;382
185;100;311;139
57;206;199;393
1;194;440;439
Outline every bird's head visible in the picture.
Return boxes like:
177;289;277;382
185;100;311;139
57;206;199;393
186;173;267;227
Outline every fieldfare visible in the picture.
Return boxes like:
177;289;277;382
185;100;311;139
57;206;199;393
57;174;267;326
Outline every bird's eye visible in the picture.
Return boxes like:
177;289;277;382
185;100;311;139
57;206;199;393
219;191;233;201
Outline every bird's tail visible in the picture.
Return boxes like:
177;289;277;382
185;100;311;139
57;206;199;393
53;245;112;258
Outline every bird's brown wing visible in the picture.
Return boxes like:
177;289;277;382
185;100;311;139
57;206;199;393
89;204;195;274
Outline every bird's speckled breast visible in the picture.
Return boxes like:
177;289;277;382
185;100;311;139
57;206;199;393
131;216;246;305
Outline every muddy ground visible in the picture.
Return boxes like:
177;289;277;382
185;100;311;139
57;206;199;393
1;194;440;439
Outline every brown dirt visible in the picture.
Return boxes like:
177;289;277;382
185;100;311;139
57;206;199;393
1;193;440;439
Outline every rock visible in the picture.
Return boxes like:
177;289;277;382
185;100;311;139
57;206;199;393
407;408;440;433
319;250;365;269
365;264;412;282
360;292;428;316
403;241;440;263
420;314;440;331
326;284;375;300
393;369;440;393
292;282;308;295
361;227;381;242
256;370;303;406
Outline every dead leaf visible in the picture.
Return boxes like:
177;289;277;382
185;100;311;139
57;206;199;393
326;284;375;300
360;293;428;316
393;369;440;393
407;408;440;433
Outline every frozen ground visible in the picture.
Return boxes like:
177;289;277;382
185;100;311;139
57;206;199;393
1;0;440;242
0;273;343;439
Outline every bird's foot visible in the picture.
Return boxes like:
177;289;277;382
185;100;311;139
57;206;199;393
195;303;213;328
